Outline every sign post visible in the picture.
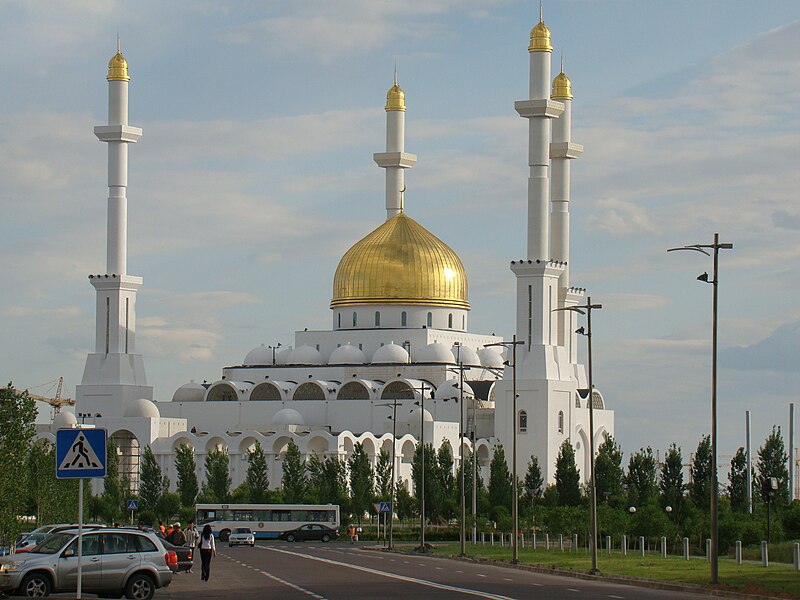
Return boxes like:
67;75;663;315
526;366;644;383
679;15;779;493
127;499;139;524
56;427;107;600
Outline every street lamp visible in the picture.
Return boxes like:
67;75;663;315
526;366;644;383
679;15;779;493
485;335;524;564
268;343;282;365
668;233;733;585
412;382;431;552
446;346;468;558
377;400;401;550
553;298;602;575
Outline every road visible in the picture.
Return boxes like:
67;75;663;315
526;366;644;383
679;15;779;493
158;542;714;600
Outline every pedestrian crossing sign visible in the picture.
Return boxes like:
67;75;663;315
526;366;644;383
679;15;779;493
379;501;392;513
56;428;107;479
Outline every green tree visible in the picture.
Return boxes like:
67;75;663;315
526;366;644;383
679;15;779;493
157;492;181;521
488;444;513;518
175;444;198;508
395;479;415;523
626;447;657;507
756;426;790;507
102;438;123;522
411;442;439;522
202;447;232;503
435;441;456;521
348;443;373;524
138;446;167;513
659;443;684;512
0;384;37;544
308;454;348;506
375;447;392;500
595;434;625;506
728;447;749;513
522;454;543;507
554;440;581;507
689;435;712;510
245;441;270;503
27;440;76;525
281;440;307;503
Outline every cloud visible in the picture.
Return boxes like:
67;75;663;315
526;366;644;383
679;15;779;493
4;306;82;318
137;316;222;363
599;294;667;311
720;320;800;372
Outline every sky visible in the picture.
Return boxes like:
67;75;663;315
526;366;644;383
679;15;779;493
2;0;799;472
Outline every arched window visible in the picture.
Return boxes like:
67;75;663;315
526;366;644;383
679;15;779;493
401;311;407;327
448;313;453;329
352;312;357;327
518;410;528;433
375;311;381;326
426;312;432;327
558;410;564;434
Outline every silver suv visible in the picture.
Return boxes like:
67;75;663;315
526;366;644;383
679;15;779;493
0;528;172;599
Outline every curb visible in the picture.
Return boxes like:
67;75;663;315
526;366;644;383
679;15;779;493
363;546;793;600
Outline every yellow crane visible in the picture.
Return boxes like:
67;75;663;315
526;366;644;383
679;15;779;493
27;377;75;417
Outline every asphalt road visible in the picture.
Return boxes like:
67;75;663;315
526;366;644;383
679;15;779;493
157;542;715;600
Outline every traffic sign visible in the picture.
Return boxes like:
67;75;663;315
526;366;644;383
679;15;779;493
379;501;392;514
56;428;107;479
127;499;139;511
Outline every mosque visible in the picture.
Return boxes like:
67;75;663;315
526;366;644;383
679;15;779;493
45;12;614;495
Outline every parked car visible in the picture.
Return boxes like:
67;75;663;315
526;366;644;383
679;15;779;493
160;539;193;572
12;533;49;554
278;524;338;543
228;528;255;547
0;528;173;599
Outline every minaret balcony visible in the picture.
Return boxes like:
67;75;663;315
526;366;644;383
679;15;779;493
373;151;417;169
514;99;564;119
550;142;584;159
94;125;142;143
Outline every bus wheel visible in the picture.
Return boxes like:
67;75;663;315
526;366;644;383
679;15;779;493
219;529;231;542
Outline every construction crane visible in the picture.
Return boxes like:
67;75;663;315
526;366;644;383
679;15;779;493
27;377;75;418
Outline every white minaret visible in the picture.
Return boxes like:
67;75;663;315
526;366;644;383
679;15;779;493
76;42;153;416
373;71;417;219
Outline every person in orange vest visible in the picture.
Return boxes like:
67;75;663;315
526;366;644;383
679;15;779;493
158;521;166;534
348;525;356;544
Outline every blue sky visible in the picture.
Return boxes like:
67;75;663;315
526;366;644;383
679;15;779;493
2;0;799;470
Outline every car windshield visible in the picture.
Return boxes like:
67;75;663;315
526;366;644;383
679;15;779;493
30;533;73;554
234;528;252;534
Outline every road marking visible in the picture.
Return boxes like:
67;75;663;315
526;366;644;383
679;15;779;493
435;567;443;570
566;589;580;593
477;574;487;578
503;578;513;582
219;552;326;599
258;546;520;600
608;596;624;599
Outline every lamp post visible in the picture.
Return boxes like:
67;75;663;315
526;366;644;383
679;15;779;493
668;233;733;585
269;343;281;365
413;382;430;552
485;335;524;563
377;399;400;550
447;345;468;558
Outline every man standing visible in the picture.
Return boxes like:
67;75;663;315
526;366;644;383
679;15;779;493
184;520;199;574
170;522;187;546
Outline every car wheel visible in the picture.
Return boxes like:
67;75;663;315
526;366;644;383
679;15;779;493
125;573;155;600
250;542;255;547
19;572;51;597
219;529;231;542
286;533;296;542
321;534;331;543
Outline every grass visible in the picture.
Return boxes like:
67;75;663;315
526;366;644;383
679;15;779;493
432;543;800;598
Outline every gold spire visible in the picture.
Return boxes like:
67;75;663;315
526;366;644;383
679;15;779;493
107;36;130;82
529;2;553;52
385;68;406;111
552;57;573;99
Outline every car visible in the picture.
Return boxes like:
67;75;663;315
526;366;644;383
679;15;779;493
0;528;173;599
160;539;193;572
278;524;339;543
13;533;48;554
228;527;255;547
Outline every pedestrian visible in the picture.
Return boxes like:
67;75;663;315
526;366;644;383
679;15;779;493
348;525;355;544
170;522;187;546
198;524;216;582
356;526;362;542
184;521;199;574
158;521;166;534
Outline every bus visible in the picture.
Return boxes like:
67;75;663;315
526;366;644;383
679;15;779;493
195;503;340;541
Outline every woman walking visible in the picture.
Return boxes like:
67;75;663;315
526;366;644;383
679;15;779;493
198;524;216;582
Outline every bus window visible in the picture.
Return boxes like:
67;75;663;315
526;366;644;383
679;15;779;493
272;510;291;522
254;510;271;521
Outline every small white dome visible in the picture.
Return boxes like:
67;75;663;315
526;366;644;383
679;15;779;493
275;346;293;366
329;344;367;365
372;343;409;364
287;345;324;365
452;345;481;366
434;379;475;401
405;406;433;423
243;345;275;365
477;347;505;368
124;398;160;419
416;342;455;363
272;408;305;427
52;411;77;428
172;382;206;403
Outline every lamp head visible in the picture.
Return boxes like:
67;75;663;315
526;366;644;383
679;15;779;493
575;326;586;335
697;272;710;283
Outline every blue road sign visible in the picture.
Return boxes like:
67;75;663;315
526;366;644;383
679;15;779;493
56;428;107;479
379;501;392;513
127;499;139;511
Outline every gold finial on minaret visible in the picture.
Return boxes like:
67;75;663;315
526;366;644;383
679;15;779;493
107;35;130;82
529;1;553;52
386;67;406;111
552;53;573;99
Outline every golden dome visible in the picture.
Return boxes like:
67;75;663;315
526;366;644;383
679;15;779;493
331;213;469;310
107;51;130;82
552;71;572;99
386;84;406;111
529;20;553;52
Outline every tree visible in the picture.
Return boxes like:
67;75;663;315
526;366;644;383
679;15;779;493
411;442;439;521
245;441;270;503
0;384;37;544
27;440;79;525
594;434;625;506
375;447;392;500
175;444;198;508
554;440;581;507
102;438;123;522
157;492;181;521
522;454;544;507
756;426;790;507
281;440;307;503
689;435;712;510
139;446;167;512
728;447;749;513
626;447;657;507
435;441;457;522
488;444;513;518
308;454;347;507
395;479;415;523
659;443;684;512
348;443;373;524
202;447;232;503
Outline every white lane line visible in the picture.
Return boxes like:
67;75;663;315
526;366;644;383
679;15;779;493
608;596;624;599
566;589;580;593
477;574;487;578
258;546;519;600
531;583;543;587
219;552;326;599
435;567;443;570
503;578;513;582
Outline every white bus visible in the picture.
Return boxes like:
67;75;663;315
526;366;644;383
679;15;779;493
195;503;340;541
